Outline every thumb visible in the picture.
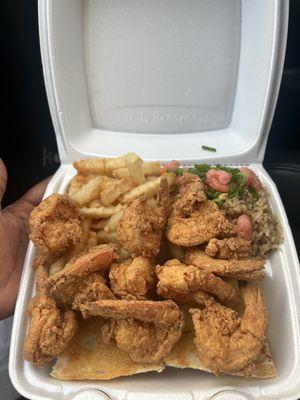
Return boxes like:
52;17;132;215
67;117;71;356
20;176;51;207
0;158;8;204
4;177;51;226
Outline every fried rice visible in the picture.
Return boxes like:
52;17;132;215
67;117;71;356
221;186;283;257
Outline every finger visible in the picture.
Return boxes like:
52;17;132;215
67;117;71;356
20;176;51;207
0;158;8;204
3;177;51;227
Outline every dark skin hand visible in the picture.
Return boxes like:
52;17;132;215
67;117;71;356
0;159;50;320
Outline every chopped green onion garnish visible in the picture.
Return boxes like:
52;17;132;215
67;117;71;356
202;145;216;152
215;164;240;175
214;198;224;208
186;162;259;203
166;168;183;176
188;164;210;180
227;172;248;199
249;186;259;201
174;168;183;176
204;188;221;200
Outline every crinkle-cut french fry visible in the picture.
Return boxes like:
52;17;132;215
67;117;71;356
118;176;162;203
102;153;136;173
69;176;106;206
119;173;175;204
123;152;141;163
80;204;123;218
89;198;102;208
113;162;161;179
68;173;93;197
100;177;134;206
97;230;118;244
104;210;124;233
73;153;139;175
91;218;109;230
73;159;105;174
146;175;160;182
142;161;161;176
85;231;98;250
49;254;68;276
126;157;145;186
112;168;129;179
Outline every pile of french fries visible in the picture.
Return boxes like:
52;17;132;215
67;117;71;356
49;153;169;275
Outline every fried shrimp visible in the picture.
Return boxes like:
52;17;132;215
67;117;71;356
156;259;237;304
29;194;84;255
24;264;78;366
117;178;170;257
175;173;206;216
187;248;264;281
205;237;252;260
85;299;184;363
190;282;268;374
72;274;115;318
109;256;155;300
47;244;117;306
167;200;234;247
24;155;278;379
85;299;180;327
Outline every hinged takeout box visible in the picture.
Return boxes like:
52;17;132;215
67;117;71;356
9;1;300;399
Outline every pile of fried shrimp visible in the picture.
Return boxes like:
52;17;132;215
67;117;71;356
24;152;274;378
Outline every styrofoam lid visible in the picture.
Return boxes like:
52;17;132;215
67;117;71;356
39;0;288;163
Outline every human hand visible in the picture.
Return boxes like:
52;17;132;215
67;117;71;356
0;159;50;320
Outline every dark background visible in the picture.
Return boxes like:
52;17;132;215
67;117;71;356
1;1;299;242
1;1;300;399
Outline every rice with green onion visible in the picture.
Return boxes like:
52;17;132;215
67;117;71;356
221;187;283;257
170;164;283;257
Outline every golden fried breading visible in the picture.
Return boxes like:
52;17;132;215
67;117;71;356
186;248;265;281
29;194;84;255
167;200;234;247
85;299;184;364
72;274;115;318
190;282;268;374
117;179;170;257
156;259;237;304
109;257;155;300
24;265;78;366
102;315;184;364
205;237;251;259
85;299;181;328
47;244;117;306
175;173;206;216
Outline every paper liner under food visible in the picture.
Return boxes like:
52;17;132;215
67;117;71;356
51;318;276;380
165;331;277;379
51;317;164;380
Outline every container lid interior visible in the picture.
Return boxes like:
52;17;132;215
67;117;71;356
39;0;287;163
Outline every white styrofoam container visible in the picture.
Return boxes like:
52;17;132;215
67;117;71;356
9;1;300;399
